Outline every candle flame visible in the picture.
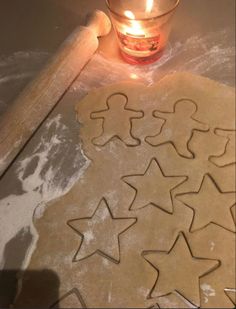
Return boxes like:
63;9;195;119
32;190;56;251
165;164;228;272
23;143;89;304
146;0;154;13
124;10;145;36
124;10;135;19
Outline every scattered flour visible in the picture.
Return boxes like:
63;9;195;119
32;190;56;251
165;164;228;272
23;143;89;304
108;282;113;303
0;72;33;86
201;283;216;304
157;291;197;308
210;241;215;251
71;29;234;93
138;287;149;298
0;136;24;176
98;204;110;221
102;258;110;267
0;115;90;270
172;291;198;308
0;51;50;116
84;231;95;244
0;29;234;303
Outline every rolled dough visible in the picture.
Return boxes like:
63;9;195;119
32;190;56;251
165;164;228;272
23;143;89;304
15;72;235;308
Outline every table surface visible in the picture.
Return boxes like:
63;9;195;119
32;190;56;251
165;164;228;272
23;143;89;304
0;0;235;306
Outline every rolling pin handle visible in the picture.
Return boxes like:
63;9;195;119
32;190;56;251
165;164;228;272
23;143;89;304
0;10;112;178
86;10;112;38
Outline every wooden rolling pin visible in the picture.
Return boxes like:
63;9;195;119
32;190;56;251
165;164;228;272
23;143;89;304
0;10;111;177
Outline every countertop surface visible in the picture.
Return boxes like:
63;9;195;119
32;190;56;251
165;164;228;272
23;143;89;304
0;0;235;306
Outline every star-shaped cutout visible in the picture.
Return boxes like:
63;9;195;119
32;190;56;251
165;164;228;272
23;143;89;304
67;199;136;263
177;174;236;232
122;158;186;213
143;233;220;307
225;289;236;306
51;288;86;308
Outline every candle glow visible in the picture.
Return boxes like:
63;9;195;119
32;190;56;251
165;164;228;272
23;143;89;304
124;10;135;19
124;10;145;36
145;0;154;13
107;0;179;64
123;0;154;37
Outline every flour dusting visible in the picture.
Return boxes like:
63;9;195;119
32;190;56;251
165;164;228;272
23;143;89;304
0;51;49;116
201;283;216;303
71;29;234;94
0;115;90;269
84;231;95;244
210;241;215;251
0;27;234;306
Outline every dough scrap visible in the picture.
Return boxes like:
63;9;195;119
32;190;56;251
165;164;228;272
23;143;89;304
14;73;235;308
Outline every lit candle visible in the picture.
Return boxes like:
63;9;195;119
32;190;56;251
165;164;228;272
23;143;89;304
106;0;180;65
146;0;154;13
124;11;145;37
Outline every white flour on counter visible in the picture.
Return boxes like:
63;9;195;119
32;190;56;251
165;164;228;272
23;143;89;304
0;51;49;116
72;29;235;92
0;115;90;269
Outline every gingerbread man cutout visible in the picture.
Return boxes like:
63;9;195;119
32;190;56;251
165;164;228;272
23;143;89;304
154;130;232;194
210;129;236;166
146;99;209;158
91;93;143;146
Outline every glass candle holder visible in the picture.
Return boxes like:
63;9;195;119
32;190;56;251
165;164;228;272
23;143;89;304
106;0;180;65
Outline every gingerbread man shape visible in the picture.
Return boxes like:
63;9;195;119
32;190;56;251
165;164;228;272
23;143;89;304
146;99;209;158
210;129;236;166
155;130;232;193
91;93;143;146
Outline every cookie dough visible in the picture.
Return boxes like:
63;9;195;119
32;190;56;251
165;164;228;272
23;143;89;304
15;72;235;308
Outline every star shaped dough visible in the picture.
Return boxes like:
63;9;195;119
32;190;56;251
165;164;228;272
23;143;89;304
177;174;236;232
225;289;236;306
146;99;209;158
91;93;143;146
67;199;136;263
51;288;86;308
123;158;186;213
143;233;220;307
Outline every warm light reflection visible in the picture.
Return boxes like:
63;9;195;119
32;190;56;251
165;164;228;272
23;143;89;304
126;21;145;36
130;73;139;79
124;10;135;19
124;10;145;36
146;0;154;13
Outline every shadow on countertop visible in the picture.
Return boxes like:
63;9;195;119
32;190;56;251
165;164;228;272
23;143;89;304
0;269;60;308
0;228;61;308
